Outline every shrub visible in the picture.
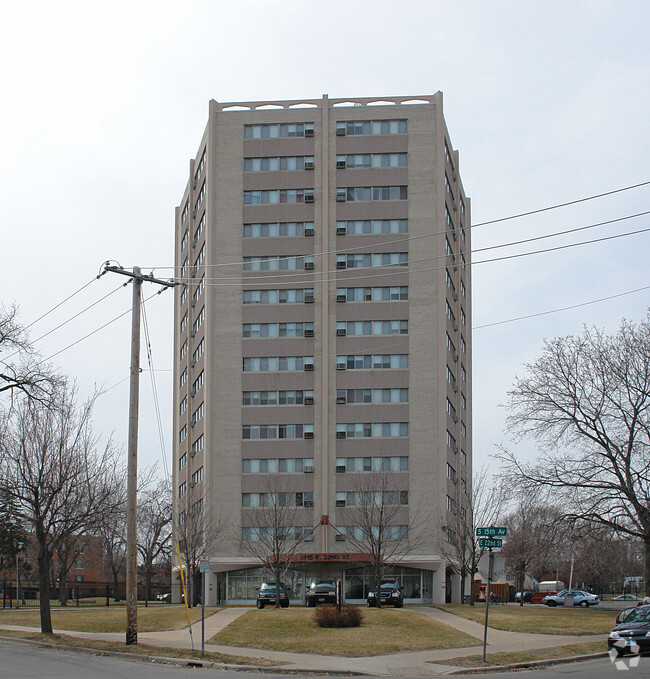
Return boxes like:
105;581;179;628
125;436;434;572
313;604;364;628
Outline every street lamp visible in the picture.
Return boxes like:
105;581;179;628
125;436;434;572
16;542;24;610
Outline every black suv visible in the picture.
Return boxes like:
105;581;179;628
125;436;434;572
367;581;404;608
306;580;337;607
256;582;289;609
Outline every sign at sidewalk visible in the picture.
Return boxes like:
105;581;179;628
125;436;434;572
478;538;503;549
476;526;507;537
199;555;210;573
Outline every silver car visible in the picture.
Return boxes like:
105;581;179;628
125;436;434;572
541;589;599;607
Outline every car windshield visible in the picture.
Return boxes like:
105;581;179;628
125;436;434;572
620;607;650;623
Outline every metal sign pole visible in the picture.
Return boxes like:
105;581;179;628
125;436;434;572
482;548;493;663
201;571;205;656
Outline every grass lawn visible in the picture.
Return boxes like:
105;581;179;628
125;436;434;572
0;605;216;633
444;640;607;667
437;604;617;635
211;607;477;656
0;630;279;666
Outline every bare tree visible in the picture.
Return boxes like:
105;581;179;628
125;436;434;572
438;466;506;605
342;470;428;609
500;314;650;594
240;478;304;608
137;477;172;603
499;493;563;601
0;384;122;633
175;500;226;607
0;304;59;407
97;477;127;601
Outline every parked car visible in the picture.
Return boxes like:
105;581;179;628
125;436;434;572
515;591;533;603
608;604;650;655
157;593;172;603
541;589;599;607
256;582;289;609
367;581;404;608
613;594;642;601
306;580;337;607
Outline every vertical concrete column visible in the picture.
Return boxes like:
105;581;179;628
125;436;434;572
432;566;446;604
450;571;462;603
205;571;218;606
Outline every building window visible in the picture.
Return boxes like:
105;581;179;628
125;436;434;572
243;288;313;304
242;424;313;440
244;122;314;138
242;492;313;508
336;456;408;472
337;388;408;404
337;354;408;370
179;425;187;443
190;434;204;457
244;156;314;172
190;498;203;517
446;399;457;420
180;312;188;333
337;153;407;168
242;390;314;405
180;339;188;360
193;213;205;245
242;526;315;541
191;466;204;486
192;371;204;394
192;306;205;335
447;431;458;453
244;222;314;238
337;253;407;269
337;320;407;336
180;228;189;252
337;286;408;302
447;463;457;483
337;219;407;235
447;496;457;514
336;422;408;438
192;275;205;306
192;338;205;364
336;119;407;135
179;395;187;415
243;188;314;204
179;482;187;498
339;525;408;540
191;402;204;426
339;491;408;506
342;186;407;202
243;356;313;372
179;453;187;470
242;457;314;473
243;255;313;271
243;322;314;338
194;181;206;212
179;368;187;388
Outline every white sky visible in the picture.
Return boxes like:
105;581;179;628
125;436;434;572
1;0;649;479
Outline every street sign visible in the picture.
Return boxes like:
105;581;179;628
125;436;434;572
199;555;210;573
478;538;503;549
476;526;507;537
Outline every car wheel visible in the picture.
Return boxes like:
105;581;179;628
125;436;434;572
395;601;403;608
281;601;289;608
548;600;556;606
256;600;264;609
580;600;588;607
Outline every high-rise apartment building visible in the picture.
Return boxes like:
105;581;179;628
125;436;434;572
173;94;471;605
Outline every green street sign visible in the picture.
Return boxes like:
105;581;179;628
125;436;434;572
478;538;503;548
476;526;507;537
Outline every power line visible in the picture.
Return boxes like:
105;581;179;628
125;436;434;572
474;284;650;330
23;277;99;331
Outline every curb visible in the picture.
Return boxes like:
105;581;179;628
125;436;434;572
444;651;609;674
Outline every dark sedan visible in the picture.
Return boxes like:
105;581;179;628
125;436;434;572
608;604;650;655
367;581;404;608
306;580;337;607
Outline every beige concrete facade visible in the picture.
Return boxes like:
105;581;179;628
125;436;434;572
173;94;471;605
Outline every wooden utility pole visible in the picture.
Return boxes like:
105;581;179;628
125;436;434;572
104;264;178;645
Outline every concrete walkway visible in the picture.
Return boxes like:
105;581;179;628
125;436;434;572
0;606;608;677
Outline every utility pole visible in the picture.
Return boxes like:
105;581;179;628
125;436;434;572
104;264;178;645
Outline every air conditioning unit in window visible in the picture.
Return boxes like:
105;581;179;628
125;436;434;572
336;128;346;136
304;294;314;304
192;209;197;219
304;465;314;473
304;227;314;236
336;363;346;371
304;261;315;270
305;128;315;137
192;178;197;189
304;431;314;439
453;351;458;363
336;226;346;236
191;359;197;368
336;261;346;269
304;161;314;170
190;387;197;397
336;328;346;337
304;363;314;371
336;160;346;169
304;396;314;405
336;465;346;473
452;171;457;182
336;194;346;202
452;413;458;423
190;480;196;488
452;291;458;301
336;396;346;405
304;329;314;337
190;329;197;338
304;500;314;507
335;499;346;507
305;194;315;203
453;384;458;393
191;299;196;308
452;321;458;331
335;534;346;541
452;201;458;212
336;431;346;439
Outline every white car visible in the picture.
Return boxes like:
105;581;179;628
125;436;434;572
541;589;599;607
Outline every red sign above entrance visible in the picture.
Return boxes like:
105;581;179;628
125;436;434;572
278;552;373;563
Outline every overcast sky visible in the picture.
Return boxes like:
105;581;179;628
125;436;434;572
1;0;649;480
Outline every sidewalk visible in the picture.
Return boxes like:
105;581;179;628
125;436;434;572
0;606;608;676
